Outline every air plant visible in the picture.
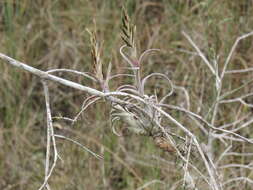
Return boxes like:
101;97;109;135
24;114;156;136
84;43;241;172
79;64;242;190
82;8;177;154
109;7;180;155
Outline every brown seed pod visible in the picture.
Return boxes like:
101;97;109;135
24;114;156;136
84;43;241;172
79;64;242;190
154;136;176;153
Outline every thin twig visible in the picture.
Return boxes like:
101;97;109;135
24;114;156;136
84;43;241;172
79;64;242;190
47;69;97;81
0;53;104;97
54;134;103;160
221;31;253;80
39;81;59;190
182;31;216;75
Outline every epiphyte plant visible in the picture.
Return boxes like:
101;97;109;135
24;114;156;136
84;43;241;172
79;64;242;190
85;8;175;147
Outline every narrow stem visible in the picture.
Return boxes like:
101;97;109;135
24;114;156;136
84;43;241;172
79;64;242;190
134;68;143;96
0;53;104;97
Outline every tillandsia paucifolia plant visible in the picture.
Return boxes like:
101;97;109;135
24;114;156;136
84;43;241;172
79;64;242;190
84;8;179;153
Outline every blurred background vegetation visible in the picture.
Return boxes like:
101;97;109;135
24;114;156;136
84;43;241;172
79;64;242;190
0;0;253;189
